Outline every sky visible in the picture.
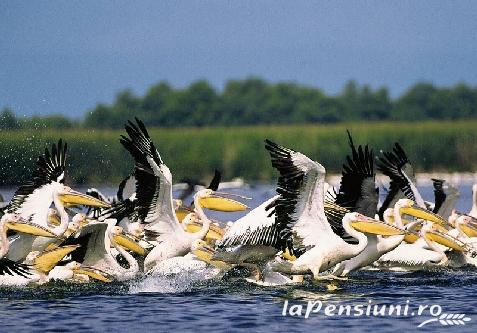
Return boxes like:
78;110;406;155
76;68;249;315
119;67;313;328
1;1;477;118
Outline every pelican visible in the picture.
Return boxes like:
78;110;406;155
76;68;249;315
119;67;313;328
4;140;110;262
333;199;442;276
261;140;404;279
64;220;146;281
117;118;247;273
0;214;84;286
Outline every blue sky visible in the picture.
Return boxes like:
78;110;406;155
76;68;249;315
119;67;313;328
2;1;477;118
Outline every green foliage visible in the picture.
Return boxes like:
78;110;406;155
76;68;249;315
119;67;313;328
2;79;477;129
1;121;476;185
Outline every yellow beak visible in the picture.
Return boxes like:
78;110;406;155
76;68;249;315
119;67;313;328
113;233;147;256
192;243;231;270
175;206;194;222
47;214;61;227
404;233;420;244
199;193;249;212
185;221;225;241
424;231;465;252
6;221;59;238
72;267;112;283
281;248;297;261
58;190;111;208
34;245;80;273
460;223;477;238
350;218;406;236
400;206;447;226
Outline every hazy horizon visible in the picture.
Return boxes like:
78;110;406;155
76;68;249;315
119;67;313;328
2;1;477;118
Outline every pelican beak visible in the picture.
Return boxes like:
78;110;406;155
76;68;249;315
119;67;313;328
424;231;465;252
404;232;420;244
194;242;217;258
34;245;80;273
350;216;406;236
186;221;225;240
47;214;61;227
6;220;59;238
193;243;230;269
400;206;447;226
281;248;297;261
113;233;147;256
175;205;194;222
199;192;249;212
58;189;111;208
73;266;112;283
460;223;477;238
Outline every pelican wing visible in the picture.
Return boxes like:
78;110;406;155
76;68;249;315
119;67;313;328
117;173;136;201
207;169;221;191
86;188;112;218
62;223;109;265
336;131;378;218
432;179;446;214
265;140;333;251
99;198;137;223
5;139;67;214
120;118;183;238
432;179;459;220
218;196;286;251
377;142;425;217
0;257;32;278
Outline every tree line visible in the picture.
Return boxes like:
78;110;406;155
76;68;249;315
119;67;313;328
2;78;477;129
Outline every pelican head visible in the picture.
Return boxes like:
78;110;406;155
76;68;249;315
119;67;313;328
421;221;465;252
183;213;225;241
191;239;225;267
346;212;406;236
47;208;60;227
397;199;447;226
456;215;477;238
110;225;147;256
195;189;250;212
1;213;59;238
383;208;395;224
68;262;112;283
57;186;111;208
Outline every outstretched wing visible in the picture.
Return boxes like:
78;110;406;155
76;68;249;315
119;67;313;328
265;139;334;252
5;139;67;213
432;179;446;214
207;169;221;191
335;131;378;218
377;142;425;218
218;196;284;251
0;257;32;278
120;118;183;238
117;173;136;201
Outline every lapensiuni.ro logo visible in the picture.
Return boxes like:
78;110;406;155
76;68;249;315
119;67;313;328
282;299;471;328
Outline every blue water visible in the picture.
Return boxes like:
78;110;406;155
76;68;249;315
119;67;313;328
1;184;477;333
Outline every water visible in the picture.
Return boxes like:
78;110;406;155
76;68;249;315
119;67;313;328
1;184;477;332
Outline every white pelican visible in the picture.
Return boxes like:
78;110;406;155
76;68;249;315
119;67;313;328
63;220;146;281
0;214;80;286
333;199;443;276
118;118;247;273
4;140;110;262
261;140;404;279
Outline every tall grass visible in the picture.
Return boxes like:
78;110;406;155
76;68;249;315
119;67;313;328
1;121;476;186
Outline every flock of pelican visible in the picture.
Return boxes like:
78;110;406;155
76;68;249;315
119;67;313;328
1;118;477;287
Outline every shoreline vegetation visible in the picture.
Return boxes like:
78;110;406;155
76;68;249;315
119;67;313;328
1;121;476;185
2;78;477;130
